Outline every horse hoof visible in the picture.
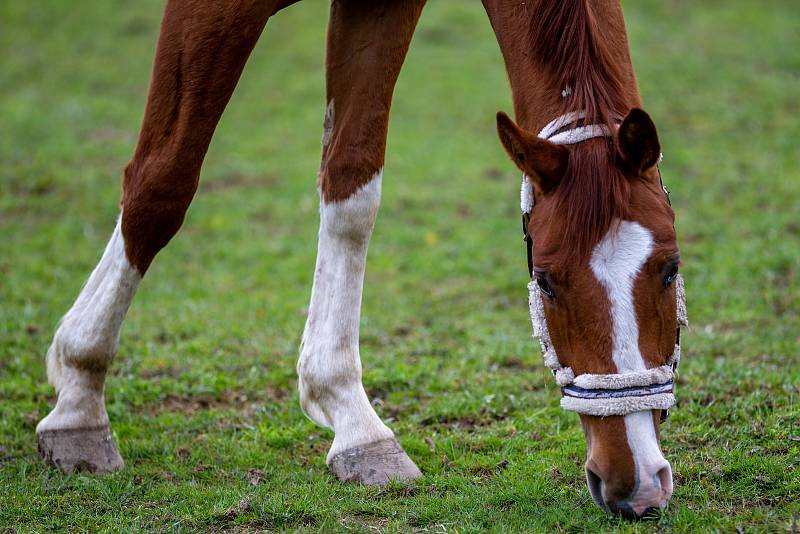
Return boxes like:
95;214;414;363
37;425;124;474
328;438;422;486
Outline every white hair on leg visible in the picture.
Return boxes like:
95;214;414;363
38;215;140;433
297;171;395;460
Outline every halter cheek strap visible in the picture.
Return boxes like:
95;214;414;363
523;112;688;418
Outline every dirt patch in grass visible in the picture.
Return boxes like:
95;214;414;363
132;387;289;417
136;365;183;380
470;458;510;479
421;407;512;430
338;515;391;531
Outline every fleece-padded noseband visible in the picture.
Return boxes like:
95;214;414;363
528;279;687;417
522;112;687;417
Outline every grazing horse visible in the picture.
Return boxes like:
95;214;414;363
35;0;684;518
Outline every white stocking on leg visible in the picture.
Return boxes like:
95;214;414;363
36;215;140;473
298;172;421;485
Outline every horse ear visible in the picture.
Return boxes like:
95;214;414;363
496;112;568;194
617;108;661;173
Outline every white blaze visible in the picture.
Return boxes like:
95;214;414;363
590;220;652;374
590;220;671;510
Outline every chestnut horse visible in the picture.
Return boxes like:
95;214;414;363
36;0;683;518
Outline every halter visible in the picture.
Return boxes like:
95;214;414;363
522;112;688;419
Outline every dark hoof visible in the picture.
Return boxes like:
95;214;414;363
37;425;124;474
328;438;422;486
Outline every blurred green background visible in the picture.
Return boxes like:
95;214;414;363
1;1;798;531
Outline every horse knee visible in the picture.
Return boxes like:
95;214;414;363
121;159;198;273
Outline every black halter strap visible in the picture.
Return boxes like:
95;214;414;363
522;212;533;279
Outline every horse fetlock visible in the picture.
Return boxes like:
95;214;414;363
297;373;334;429
297;353;393;457
38;343;109;434
46;325;114;388
297;359;363;427
42;330;111;433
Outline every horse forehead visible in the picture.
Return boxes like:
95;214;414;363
589;220;654;281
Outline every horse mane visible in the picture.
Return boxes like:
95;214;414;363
530;0;628;127
530;0;632;260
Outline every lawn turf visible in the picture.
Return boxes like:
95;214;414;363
1;0;798;532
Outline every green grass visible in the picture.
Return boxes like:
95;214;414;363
1;0;798;531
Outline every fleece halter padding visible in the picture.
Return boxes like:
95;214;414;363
528;280;686;416
523;112;688;417
536;111;614;145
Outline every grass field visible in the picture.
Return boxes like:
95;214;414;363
1;0;799;531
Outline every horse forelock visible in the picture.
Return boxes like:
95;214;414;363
549;140;631;263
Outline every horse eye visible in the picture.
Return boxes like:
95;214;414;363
536;275;556;299
663;263;679;288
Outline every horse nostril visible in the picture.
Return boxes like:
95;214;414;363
585;463;671;517
656;465;673;499
585;467;605;509
620;464;672;519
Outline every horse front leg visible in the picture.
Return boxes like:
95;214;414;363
297;0;427;486
36;0;279;473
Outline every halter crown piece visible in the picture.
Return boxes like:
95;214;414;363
522;111;688;418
